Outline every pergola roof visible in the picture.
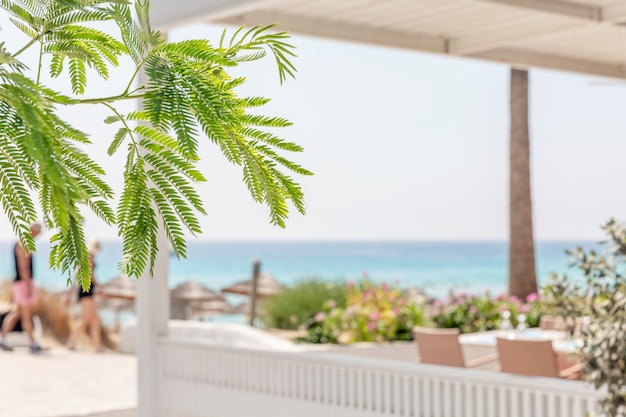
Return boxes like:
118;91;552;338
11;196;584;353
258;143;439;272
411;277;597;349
151;0;626;79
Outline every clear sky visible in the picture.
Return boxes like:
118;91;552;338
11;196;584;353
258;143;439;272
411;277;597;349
1;17;625;242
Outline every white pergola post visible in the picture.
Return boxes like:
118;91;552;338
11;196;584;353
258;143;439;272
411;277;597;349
136;56;171;417
137;227;169;417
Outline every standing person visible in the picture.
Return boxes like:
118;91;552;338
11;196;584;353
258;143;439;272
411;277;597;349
65;239;104;352
0;223;42;353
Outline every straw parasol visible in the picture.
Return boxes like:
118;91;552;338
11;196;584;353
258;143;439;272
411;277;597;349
221;260;284;326
221;271;284;298
98;275;137;300
187;298;239;318
171;279;227;320
170;279;223;302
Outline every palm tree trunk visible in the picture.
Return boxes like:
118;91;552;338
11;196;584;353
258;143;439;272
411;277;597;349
508;68;538;299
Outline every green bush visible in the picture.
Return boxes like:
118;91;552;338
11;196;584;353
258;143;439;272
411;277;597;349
261;279;347;330
303;280;427;344
544;219;626;417
430;290;543;333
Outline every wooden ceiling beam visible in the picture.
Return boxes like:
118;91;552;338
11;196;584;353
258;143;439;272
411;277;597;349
221;11;449;54
469;48;626;79
471;0;600;21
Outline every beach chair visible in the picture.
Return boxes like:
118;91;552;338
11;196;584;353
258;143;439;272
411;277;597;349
496;337;582;379
412;327;498;368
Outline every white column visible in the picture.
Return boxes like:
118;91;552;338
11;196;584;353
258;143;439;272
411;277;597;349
136;43;171;417
137;226;169;417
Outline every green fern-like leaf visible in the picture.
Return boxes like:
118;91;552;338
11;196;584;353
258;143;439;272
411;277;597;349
1;2;308;282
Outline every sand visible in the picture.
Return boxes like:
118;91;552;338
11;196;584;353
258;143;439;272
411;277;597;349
0;347;136;417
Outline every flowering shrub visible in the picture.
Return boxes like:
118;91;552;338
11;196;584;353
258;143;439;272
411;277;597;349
429;289;543;333
304;280;426;344
261;279;347;330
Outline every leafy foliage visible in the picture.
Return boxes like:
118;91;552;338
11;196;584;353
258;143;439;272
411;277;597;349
544;219;626;417
261;279;347;330
0;0;310;288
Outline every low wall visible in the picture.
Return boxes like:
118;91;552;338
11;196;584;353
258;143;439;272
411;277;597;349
156;335;603;417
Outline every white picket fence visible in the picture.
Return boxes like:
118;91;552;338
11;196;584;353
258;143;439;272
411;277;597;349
155;335;603;417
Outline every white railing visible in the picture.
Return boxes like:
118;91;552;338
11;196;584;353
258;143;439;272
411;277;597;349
157;336;603;417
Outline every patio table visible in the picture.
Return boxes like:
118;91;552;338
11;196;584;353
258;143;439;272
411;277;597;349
459;329;581;353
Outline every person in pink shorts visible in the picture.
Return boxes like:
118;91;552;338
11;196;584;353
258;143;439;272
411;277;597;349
0;223;42;353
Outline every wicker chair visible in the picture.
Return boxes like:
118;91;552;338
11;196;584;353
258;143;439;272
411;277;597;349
412;327;498;368
496;337;582;379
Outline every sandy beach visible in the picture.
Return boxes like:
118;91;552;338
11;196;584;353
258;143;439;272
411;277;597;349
0;347;136;417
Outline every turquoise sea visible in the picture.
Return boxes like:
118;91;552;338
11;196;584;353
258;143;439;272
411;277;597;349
0;239;602;298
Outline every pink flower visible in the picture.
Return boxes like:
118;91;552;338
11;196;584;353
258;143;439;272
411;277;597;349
367;322;377;332
469;306;477;314
525;292;539;303
370;312;381;320
327;300;337;309
347;280;355;287
381;282;389;291
314;312;326;322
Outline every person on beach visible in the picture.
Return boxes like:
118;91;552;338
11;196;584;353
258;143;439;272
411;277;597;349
0;223;43;353
65;239;104;352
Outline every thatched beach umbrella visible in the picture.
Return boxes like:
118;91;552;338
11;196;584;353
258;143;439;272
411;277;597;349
98;275;137;300
170;279;224;320
187;298;239;319
221;271;284;298
171;279;222;302
221;260;283;326
228;301;250;315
